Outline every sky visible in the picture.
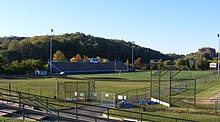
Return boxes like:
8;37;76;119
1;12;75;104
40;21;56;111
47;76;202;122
0;0;220;55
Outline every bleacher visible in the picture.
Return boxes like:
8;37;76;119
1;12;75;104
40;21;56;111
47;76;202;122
50;61;133;74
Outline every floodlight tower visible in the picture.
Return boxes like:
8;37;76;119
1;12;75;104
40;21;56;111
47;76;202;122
131;41;135;69
217;34;220;75
50;29;53;74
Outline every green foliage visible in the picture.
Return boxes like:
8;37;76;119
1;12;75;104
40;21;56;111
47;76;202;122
166;53;185;59
0;32;173;64
175;59;189;68
0;32;177;74
5;59;44;75
157;59;164;69
163;60;174;65
194;53;210;70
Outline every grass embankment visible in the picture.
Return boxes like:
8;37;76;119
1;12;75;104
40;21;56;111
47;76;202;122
109;109;220;122
0;116;30;122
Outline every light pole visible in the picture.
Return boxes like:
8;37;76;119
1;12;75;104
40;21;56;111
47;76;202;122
217;34;220;75
50;29;53;74
131;41;135;69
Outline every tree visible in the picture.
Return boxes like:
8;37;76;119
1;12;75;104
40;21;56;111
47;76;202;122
102;58;109;63
75;54;82;61
8;40;20;51
163;60;174;65
6;59;44;75
0;54;7;74
96;56;102;62
125;59;129;67
70;54;82;62
70;57;76;62
53;50;66;62
157;59;163;69
195;56;204;70
134;57;142;69
83;55;89;62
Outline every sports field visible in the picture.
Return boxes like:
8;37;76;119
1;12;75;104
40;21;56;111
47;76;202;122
0;70;214;96
0;71;215;95
0;70;220;121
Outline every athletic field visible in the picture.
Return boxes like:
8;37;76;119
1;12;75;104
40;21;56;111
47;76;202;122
0;70;220;121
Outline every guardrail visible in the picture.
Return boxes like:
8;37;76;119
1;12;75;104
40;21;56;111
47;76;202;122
0;87;198;122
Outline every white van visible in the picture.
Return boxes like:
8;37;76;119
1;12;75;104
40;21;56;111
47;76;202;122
89;58;99;64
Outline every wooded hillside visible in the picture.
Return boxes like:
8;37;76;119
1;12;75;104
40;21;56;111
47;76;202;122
0;32;173;64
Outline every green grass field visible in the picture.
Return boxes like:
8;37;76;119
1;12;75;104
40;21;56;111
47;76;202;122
0;70;219;121
0;70;215;96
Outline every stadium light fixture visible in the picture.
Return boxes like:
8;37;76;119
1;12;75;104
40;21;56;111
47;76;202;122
217;34;220;75
50;29;53;74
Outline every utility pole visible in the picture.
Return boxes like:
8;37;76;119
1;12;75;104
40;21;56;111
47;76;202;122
50;29;53;74
217;34;220;75
131;41;135;69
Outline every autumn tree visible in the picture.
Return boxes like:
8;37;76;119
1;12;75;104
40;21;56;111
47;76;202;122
125;59;129;67
70;54;82;62
83;55;89;62
53;50;66;62
102;58;109;63
134;57;142;69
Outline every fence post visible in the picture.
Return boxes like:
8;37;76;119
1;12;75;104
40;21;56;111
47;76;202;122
56;79;59;99
214;99;216;115
77;81;79;101
217;99;219;113
187;98;189;113
127;92;128;101
8;83;11;93
76;103;78;120
22;104;25;120
140;113;143;122
46;97;48;113
54;89;56;98
18;92;21;107
57;111;60;122
85;91;87;104
145;88;146;99
115;94;117;108
107;108;109;120
136;90;138;101
93;80;96;93
64;81;66;100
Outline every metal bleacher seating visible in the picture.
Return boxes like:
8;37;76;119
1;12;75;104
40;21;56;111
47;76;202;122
50;61;130;74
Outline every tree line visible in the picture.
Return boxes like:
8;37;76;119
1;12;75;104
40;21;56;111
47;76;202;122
0;32;173;74
1;32;215;75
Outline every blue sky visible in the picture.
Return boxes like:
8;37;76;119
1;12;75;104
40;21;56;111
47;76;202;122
0;0;220;55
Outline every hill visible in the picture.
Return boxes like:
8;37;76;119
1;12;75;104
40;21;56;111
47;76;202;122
0;32;173;64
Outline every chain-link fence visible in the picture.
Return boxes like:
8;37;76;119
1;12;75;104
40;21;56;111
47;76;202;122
150;65;196;108
116;87;150;105
56;80;95;101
